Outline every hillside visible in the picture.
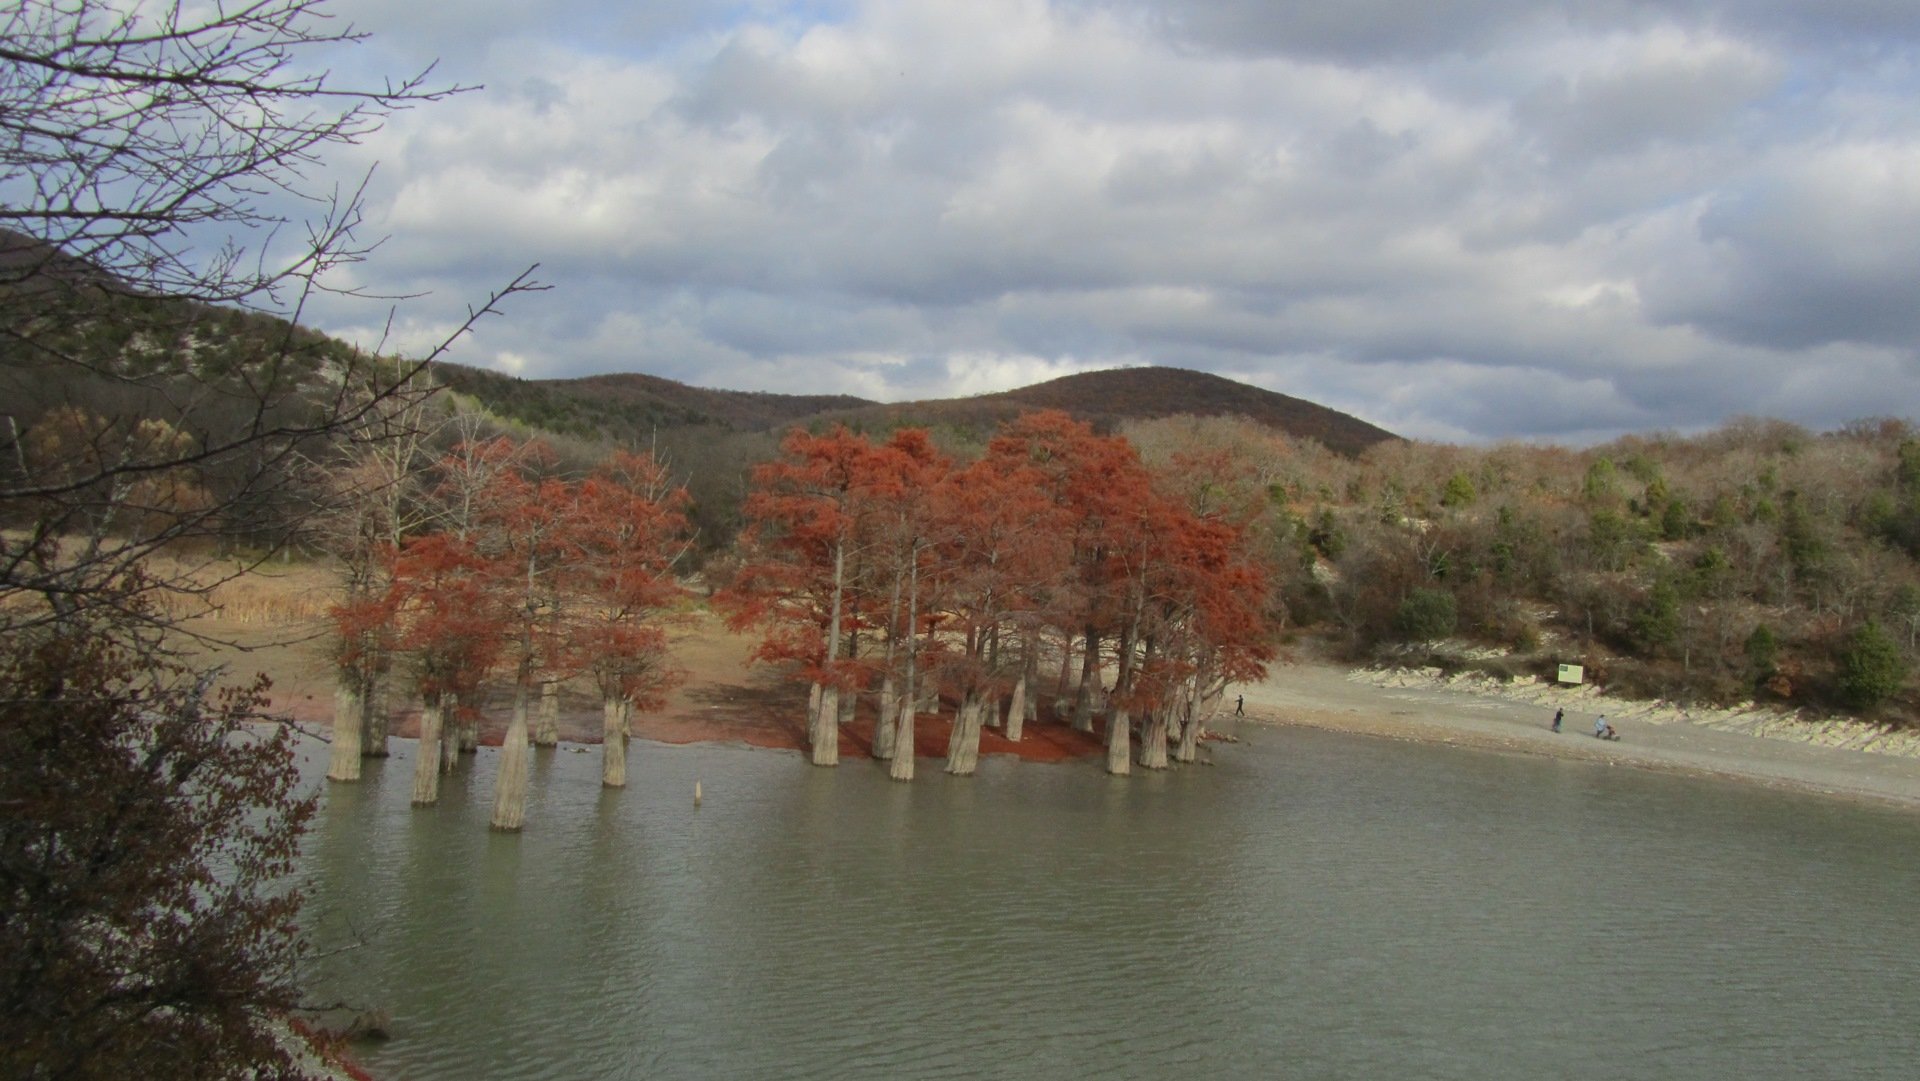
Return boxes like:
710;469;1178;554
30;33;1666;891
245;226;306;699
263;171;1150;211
441;363;1399;455
994;368;1398;456
811;367;1398;457
435;365;874;439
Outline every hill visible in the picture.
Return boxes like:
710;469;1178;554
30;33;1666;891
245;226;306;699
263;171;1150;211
433;364;874;440
816;367;1399;457
441;364;1399;455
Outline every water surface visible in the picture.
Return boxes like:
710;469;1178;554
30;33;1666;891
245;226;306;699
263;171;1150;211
303;727;1920;1080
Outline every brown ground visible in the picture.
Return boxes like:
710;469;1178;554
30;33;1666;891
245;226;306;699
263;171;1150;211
184;573;1102;765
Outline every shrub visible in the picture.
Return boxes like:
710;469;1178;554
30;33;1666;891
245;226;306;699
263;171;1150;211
1838;622;1906;711
1394;588;1458;644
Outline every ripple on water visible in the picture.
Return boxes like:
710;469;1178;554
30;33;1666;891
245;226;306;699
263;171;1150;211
302;732;1920;1081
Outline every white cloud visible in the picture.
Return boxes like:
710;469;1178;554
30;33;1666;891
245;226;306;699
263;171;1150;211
292;0;1920;444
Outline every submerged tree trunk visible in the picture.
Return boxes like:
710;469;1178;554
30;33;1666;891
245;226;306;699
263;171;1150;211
1072;628;1102;732
812;536;848;766
890;695;917;781
602;695;629;788
815;684;841;766
457;717;477;757
442;703;464;774
1105;704;1132;775
361;670;391;758
1005;672;1027;743
946;690;985;776
410;697;445;806
327;679;363;782
890;555;921;782
1105;621;1138;776
534;680;560;747
807;681;823;746
876;570;902;761
491;682;532;831
1138;705;1170;769
1174;679;1204;763
875;675;899;760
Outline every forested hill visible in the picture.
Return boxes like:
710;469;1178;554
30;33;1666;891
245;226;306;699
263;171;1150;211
433;364;875;437
898;367;1398;457
437;363;1400;456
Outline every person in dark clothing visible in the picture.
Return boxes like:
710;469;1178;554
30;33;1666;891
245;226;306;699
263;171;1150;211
1551;707;1563;732
1235;695;1244;716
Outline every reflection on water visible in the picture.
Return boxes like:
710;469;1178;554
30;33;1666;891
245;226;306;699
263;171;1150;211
301;728;1920;1081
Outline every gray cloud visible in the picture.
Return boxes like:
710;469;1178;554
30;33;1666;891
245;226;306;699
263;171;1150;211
292;0;1920;445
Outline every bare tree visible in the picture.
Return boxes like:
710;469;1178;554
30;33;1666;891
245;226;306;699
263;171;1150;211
1;3;540;1076
0;0;543;639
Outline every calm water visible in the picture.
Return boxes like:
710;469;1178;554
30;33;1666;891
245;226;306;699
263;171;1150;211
301;727;1920;1080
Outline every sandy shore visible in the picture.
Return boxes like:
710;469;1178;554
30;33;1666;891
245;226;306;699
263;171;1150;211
1238;662;1920;810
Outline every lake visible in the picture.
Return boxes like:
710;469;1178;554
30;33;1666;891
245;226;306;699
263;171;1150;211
301;724;1920;1080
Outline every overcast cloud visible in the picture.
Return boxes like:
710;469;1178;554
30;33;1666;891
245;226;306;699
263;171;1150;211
295;0;1920;443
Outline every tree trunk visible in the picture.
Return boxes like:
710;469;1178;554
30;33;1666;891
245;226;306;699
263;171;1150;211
874;675;899;760
457;717;477;757
890;697;916;781
602;695;628;788
534;679;560;747
361;669;391;758
842;629;860;730
1072;628;1101;732
491;682;532;831
1105;619;1137;775
1005;672;1027;743
890;554;921;782
946;690;984;776
1023;649;1040;727
815;685;841;767
813;535;847;766
327;679;363;782
410;697;444;806
1105;705;1132;775
1174;679;1202;764
1054;629;1074;701
1138;704;1170;769
443;703;465;774
807;681;823;745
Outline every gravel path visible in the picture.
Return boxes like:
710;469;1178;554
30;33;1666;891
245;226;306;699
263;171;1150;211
1238;663;1920;810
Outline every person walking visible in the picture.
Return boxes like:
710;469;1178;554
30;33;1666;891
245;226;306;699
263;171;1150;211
1551;707;1563;733
1235;694;1245;717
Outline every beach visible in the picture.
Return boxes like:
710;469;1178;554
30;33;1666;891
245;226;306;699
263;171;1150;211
1240;662;1920;810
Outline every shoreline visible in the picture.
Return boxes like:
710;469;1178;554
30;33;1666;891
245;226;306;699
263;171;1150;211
215;600;1920;808
1238;661;1920;811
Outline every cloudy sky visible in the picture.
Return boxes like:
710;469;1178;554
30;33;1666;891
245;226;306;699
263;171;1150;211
301;0;1920;444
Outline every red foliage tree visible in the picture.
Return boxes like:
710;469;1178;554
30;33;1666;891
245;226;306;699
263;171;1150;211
929;447;1075;773
387;531;504;806
721;426;887;766
566;450;692;787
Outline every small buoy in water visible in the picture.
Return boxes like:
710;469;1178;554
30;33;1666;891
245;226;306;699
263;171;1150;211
694;780;703;807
